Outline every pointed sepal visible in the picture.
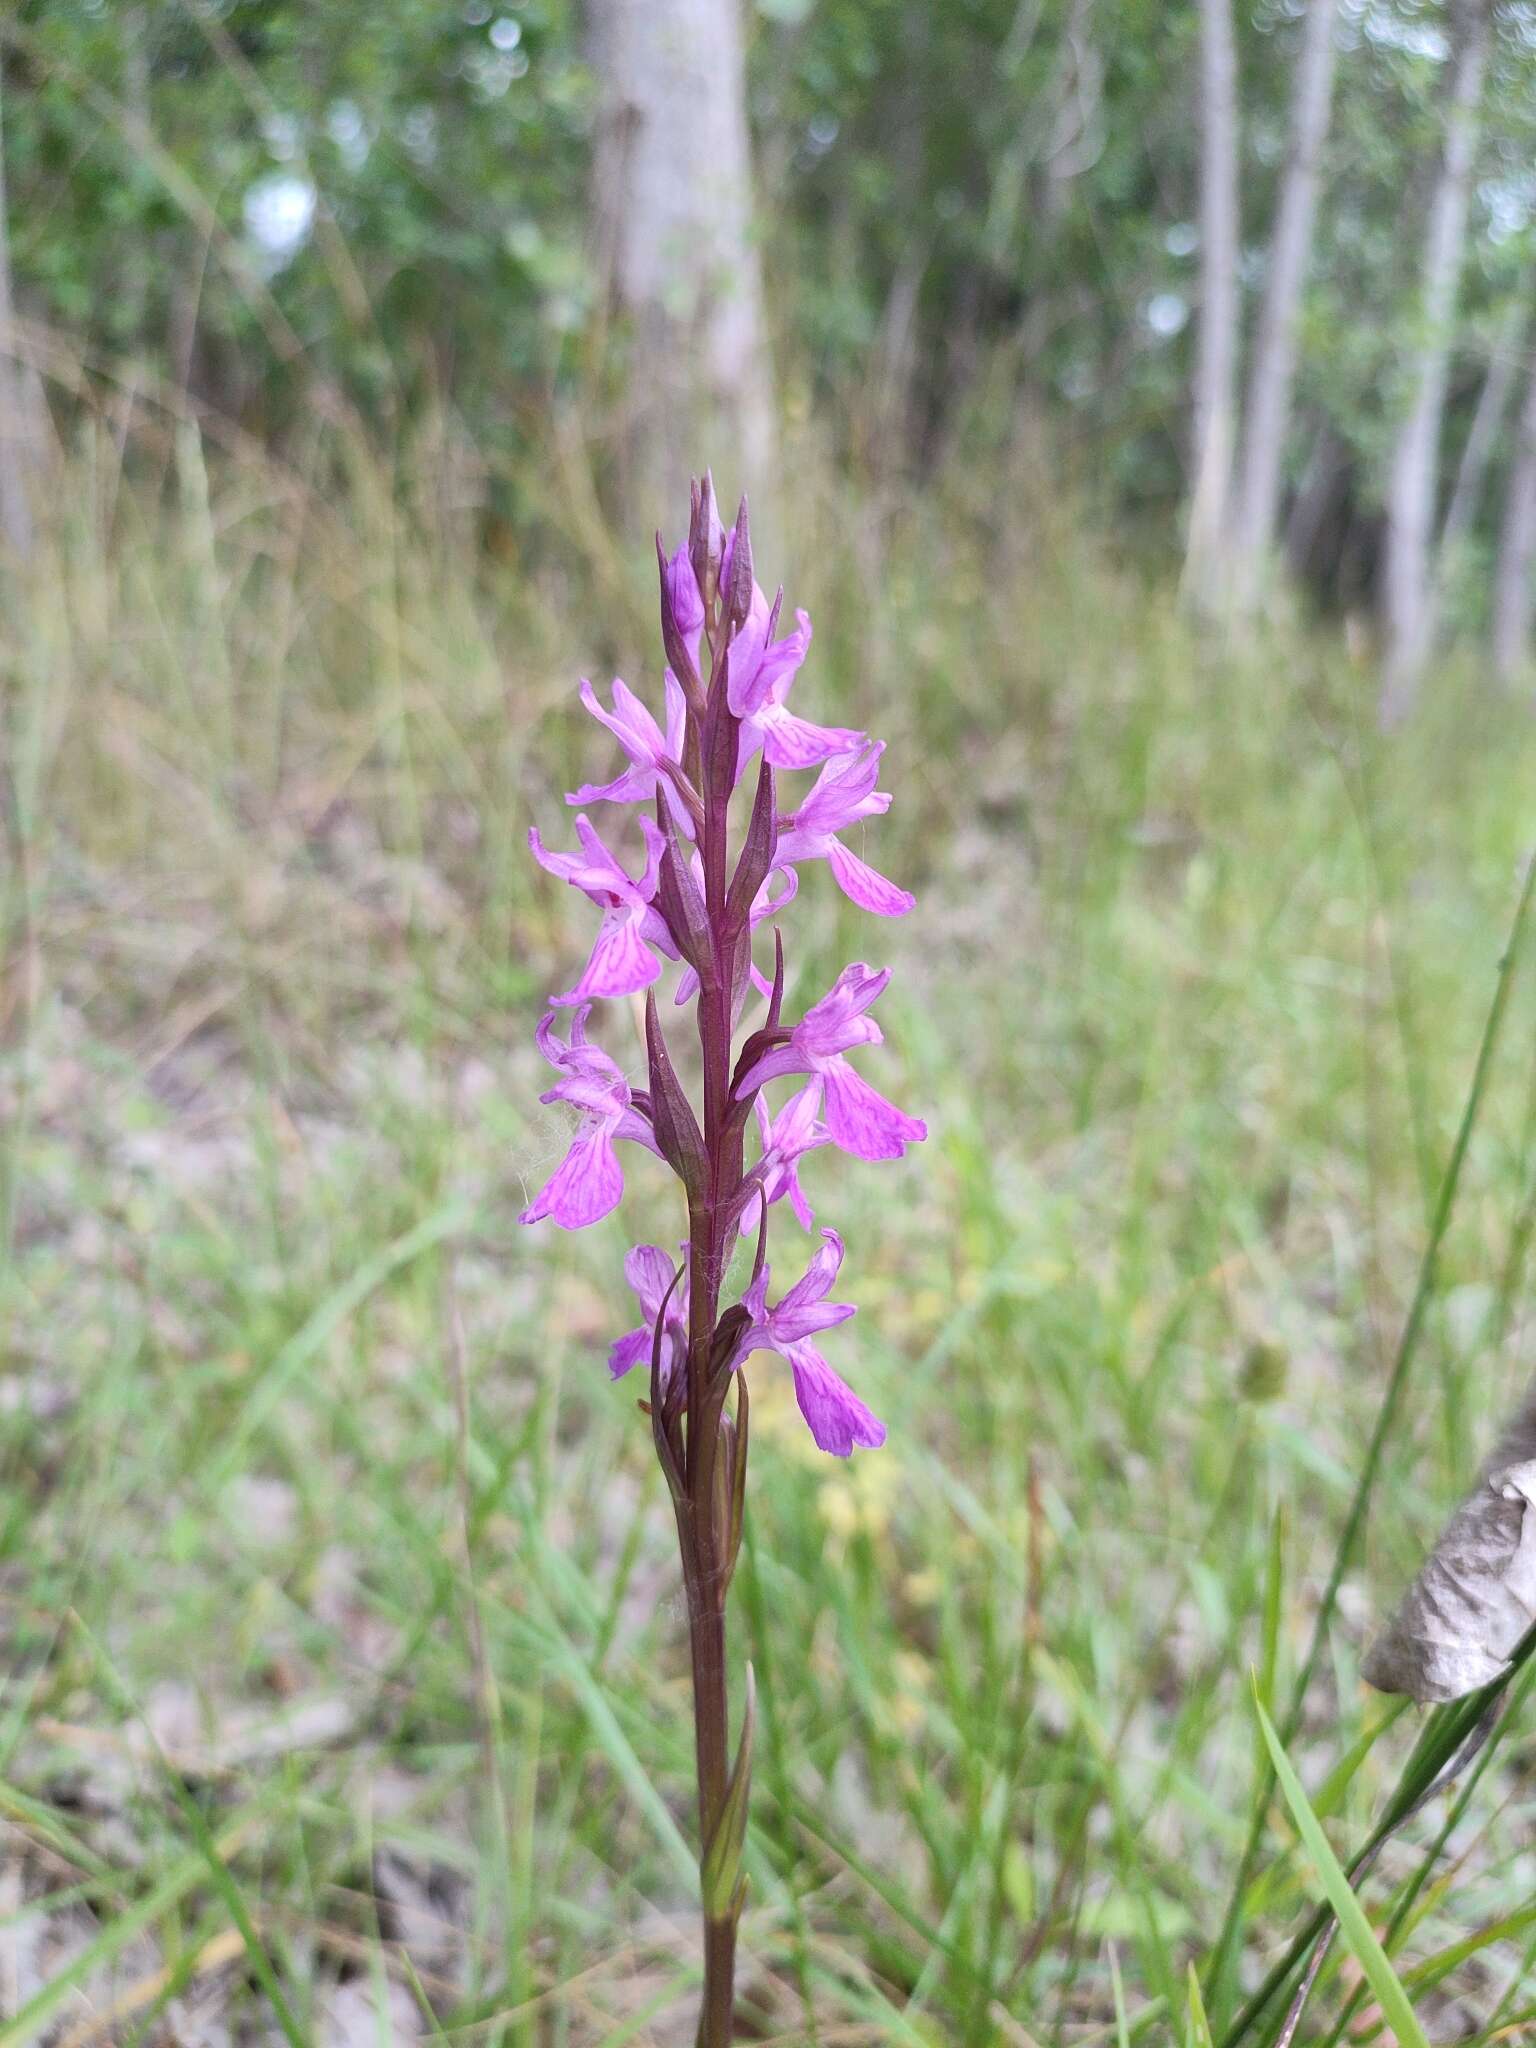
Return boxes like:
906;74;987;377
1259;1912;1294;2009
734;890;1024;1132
722;496;753;636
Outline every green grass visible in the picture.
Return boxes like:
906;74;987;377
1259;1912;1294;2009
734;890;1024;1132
5;421;1536;2043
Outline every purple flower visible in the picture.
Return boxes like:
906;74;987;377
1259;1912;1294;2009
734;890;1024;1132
529;813;676;1004
609;1243;690;1384
741;1081;829;1234
735;963;927;1163
726;587;863;774
662;544;705;668
520;1008;662;1230
567;675;694;838
775;742;915;917
740;1230;885;1455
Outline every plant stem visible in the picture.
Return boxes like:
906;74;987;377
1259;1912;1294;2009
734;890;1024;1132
699;1913;740;2046
679;563;745;2047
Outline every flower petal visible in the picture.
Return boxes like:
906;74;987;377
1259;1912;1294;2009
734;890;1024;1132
756;608;813;708
612;1106;666;1157
577;677;664;764
759;706;865;771
743;1262;771;1327
820;1058;927;1161
555;906;664;1004
663;670;688;757
520;1120;624;1229
724;586;774;716
608;1325;650;1379
663;544;705;657
777;1226;846;1312
566;764;658;809
826;838;915;917
528;825;588;888
624;1243;677;1322
734;1042;814;1099
787;1343;886;1456
795;962;891;1056
788;742;890;838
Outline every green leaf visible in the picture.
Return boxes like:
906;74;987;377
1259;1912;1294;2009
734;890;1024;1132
1251;1686;1430;2048
1185;1962;1215;2048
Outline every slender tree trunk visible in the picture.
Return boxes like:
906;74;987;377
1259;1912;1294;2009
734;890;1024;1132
1429;296;1529;640
588;0;775;530
1284;418;1348;587
1230;0;1339;611
1492;350;1536;685
1184;0;1241;610
1378;0;1492;726
120;7;153;345
1443;306;1527;559
0;64;34;560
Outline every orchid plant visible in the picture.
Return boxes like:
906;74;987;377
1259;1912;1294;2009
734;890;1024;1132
520;478;924;2045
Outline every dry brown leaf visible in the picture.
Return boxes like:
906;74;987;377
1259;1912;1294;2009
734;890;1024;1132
1364;1386;1536;1702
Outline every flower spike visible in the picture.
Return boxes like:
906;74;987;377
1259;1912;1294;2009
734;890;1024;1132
520;484;926;2043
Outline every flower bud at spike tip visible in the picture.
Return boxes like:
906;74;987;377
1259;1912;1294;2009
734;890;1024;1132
723;497;754;635
690;472;722;617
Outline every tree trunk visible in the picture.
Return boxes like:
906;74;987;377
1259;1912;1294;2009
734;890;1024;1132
1377;0;1492;726
1429;296;1528;639
1491;351;1536;685
1284;418;1348;588
0;63;34;560
587;0;775;532
1184;0;1241;610
1230;0;1339;611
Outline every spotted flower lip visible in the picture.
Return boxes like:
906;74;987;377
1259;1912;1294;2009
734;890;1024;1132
726;585;864;773
734;963;927;1162
519;1008;663;1230
739;1230;885;1456
609;1244;690;1384
740;1080;829;1234
529;814;677;1004
775;742;914;917
567;675;695;838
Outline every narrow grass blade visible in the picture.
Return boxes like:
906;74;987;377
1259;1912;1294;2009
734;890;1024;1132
1186;1963;1215;2048
0;1801;272;2048
1253;1689;1429;2048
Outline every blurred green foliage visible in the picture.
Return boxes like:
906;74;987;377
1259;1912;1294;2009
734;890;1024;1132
6;0;1536;595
